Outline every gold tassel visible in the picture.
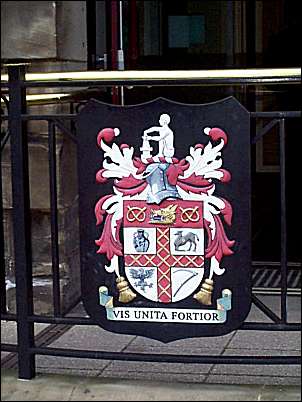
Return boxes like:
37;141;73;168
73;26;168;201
193;279;214;305
116;276;136;303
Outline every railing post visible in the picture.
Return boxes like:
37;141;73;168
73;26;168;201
0;130;6;314
8;65;35;379
279;118;288;323
48;121;61;317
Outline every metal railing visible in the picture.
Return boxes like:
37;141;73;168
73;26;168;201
1;66;301;379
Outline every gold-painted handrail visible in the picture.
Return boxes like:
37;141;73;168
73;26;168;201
1;68;300;83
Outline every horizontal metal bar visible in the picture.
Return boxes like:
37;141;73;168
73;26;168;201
19;77;302;88
29;346;301;365
24;114;76;120
1;111;300;123
252;288;301;296
251;111;301;118
1;68;300;83
240;322;301;331
1;314;17;321
2;93;72;102
0;114;76;121
1;112;301;122
27;315;96;325
1;343;18;353
2;78;273;88
252;261;301;267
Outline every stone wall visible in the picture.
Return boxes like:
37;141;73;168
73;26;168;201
1;1;88;314
3;104;81;315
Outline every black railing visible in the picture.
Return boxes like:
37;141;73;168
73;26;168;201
1;66;301;379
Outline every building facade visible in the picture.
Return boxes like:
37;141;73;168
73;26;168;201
1;1;300;314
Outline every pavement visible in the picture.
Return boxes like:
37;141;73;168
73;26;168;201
1;294;301;401
1;370;301;401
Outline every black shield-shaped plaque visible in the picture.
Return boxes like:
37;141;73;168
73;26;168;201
76;97;251;342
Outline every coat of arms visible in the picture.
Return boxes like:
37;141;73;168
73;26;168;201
77;97;251;341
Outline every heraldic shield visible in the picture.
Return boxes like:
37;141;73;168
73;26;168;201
76;97;252;342
124;200;205;303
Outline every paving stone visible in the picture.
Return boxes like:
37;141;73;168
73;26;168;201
128;332;234;352
1;352;10;361
1;321;50;345
47;325;135;351
209;349;301;378
227;330;301;351
260;384;302;400
245;295;301;323
1;296;301;390
101;359;213;377
1;371;75;401
100;369;207;385
124;341;226;356
2;370;301;401
1;321;17;344
244;302;274;323
37;366;105;378
36;355;110;372
206;374;301;387
286;296;302;323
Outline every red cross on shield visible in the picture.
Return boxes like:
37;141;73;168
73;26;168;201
123;200;205;303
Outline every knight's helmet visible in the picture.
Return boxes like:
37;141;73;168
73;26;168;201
145;163;181;204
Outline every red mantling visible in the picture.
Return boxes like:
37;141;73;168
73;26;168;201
204;215;235;262
97;128;115;146
220;198;233;226
95;194;113;225
96;168;108;183
95;215;123;260
166;159;189;186
133;157;147;174
217;169;231;182
114;175;148;196
208;127;228;145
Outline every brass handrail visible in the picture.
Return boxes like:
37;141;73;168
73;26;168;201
1;68;300;84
